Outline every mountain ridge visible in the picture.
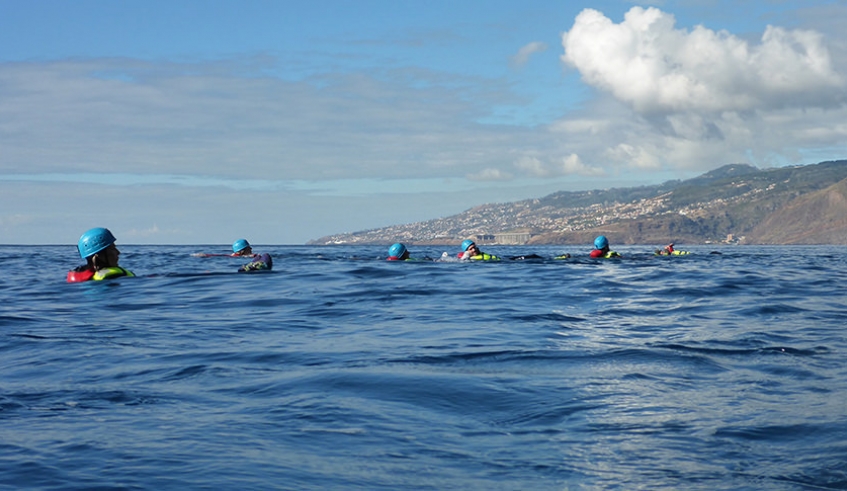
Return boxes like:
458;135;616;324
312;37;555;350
309;159;847;245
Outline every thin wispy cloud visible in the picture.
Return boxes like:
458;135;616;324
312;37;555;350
511;42;548;68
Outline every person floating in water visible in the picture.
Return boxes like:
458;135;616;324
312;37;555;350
654;243;690;256
192;238;270;271
457;239;500;261
453;239;546;261
191;239;258;258
589;235;621;258
231;239;272;271
231;239;257;257
387;243;410;261
386;243;434;261
67;227;135;282
657;243;675;255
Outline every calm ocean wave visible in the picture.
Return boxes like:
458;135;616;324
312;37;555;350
1;244;847;490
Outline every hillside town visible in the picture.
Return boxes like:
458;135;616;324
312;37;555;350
311;190;743;245
310;160;847;246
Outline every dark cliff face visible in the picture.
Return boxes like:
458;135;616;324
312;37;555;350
309;160;847;245
745;179;847;244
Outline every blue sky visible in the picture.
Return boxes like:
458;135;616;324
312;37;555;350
2;0;846;245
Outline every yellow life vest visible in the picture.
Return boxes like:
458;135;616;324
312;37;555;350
469;253;500;261
92;267;135;281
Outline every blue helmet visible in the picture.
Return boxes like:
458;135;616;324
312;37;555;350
461;239;476;251
232;239;251;253
594;235;609;250
388;243;407;258
77;227;117;259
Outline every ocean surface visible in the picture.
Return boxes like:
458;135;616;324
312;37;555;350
2;244;847;490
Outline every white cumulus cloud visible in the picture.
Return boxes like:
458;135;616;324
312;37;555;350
560;153;606;176
561;6;845;114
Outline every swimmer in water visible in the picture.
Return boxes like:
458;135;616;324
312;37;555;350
67;227;135;282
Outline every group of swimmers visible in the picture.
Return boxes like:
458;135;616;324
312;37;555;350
66;227;273;283
66;227;685;283
387;235;687;261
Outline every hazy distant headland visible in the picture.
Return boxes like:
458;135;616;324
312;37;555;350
309;160;847;246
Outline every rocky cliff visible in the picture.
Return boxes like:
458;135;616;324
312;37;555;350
746;179;847;244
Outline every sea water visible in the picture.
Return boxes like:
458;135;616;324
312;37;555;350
1;244;846;490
